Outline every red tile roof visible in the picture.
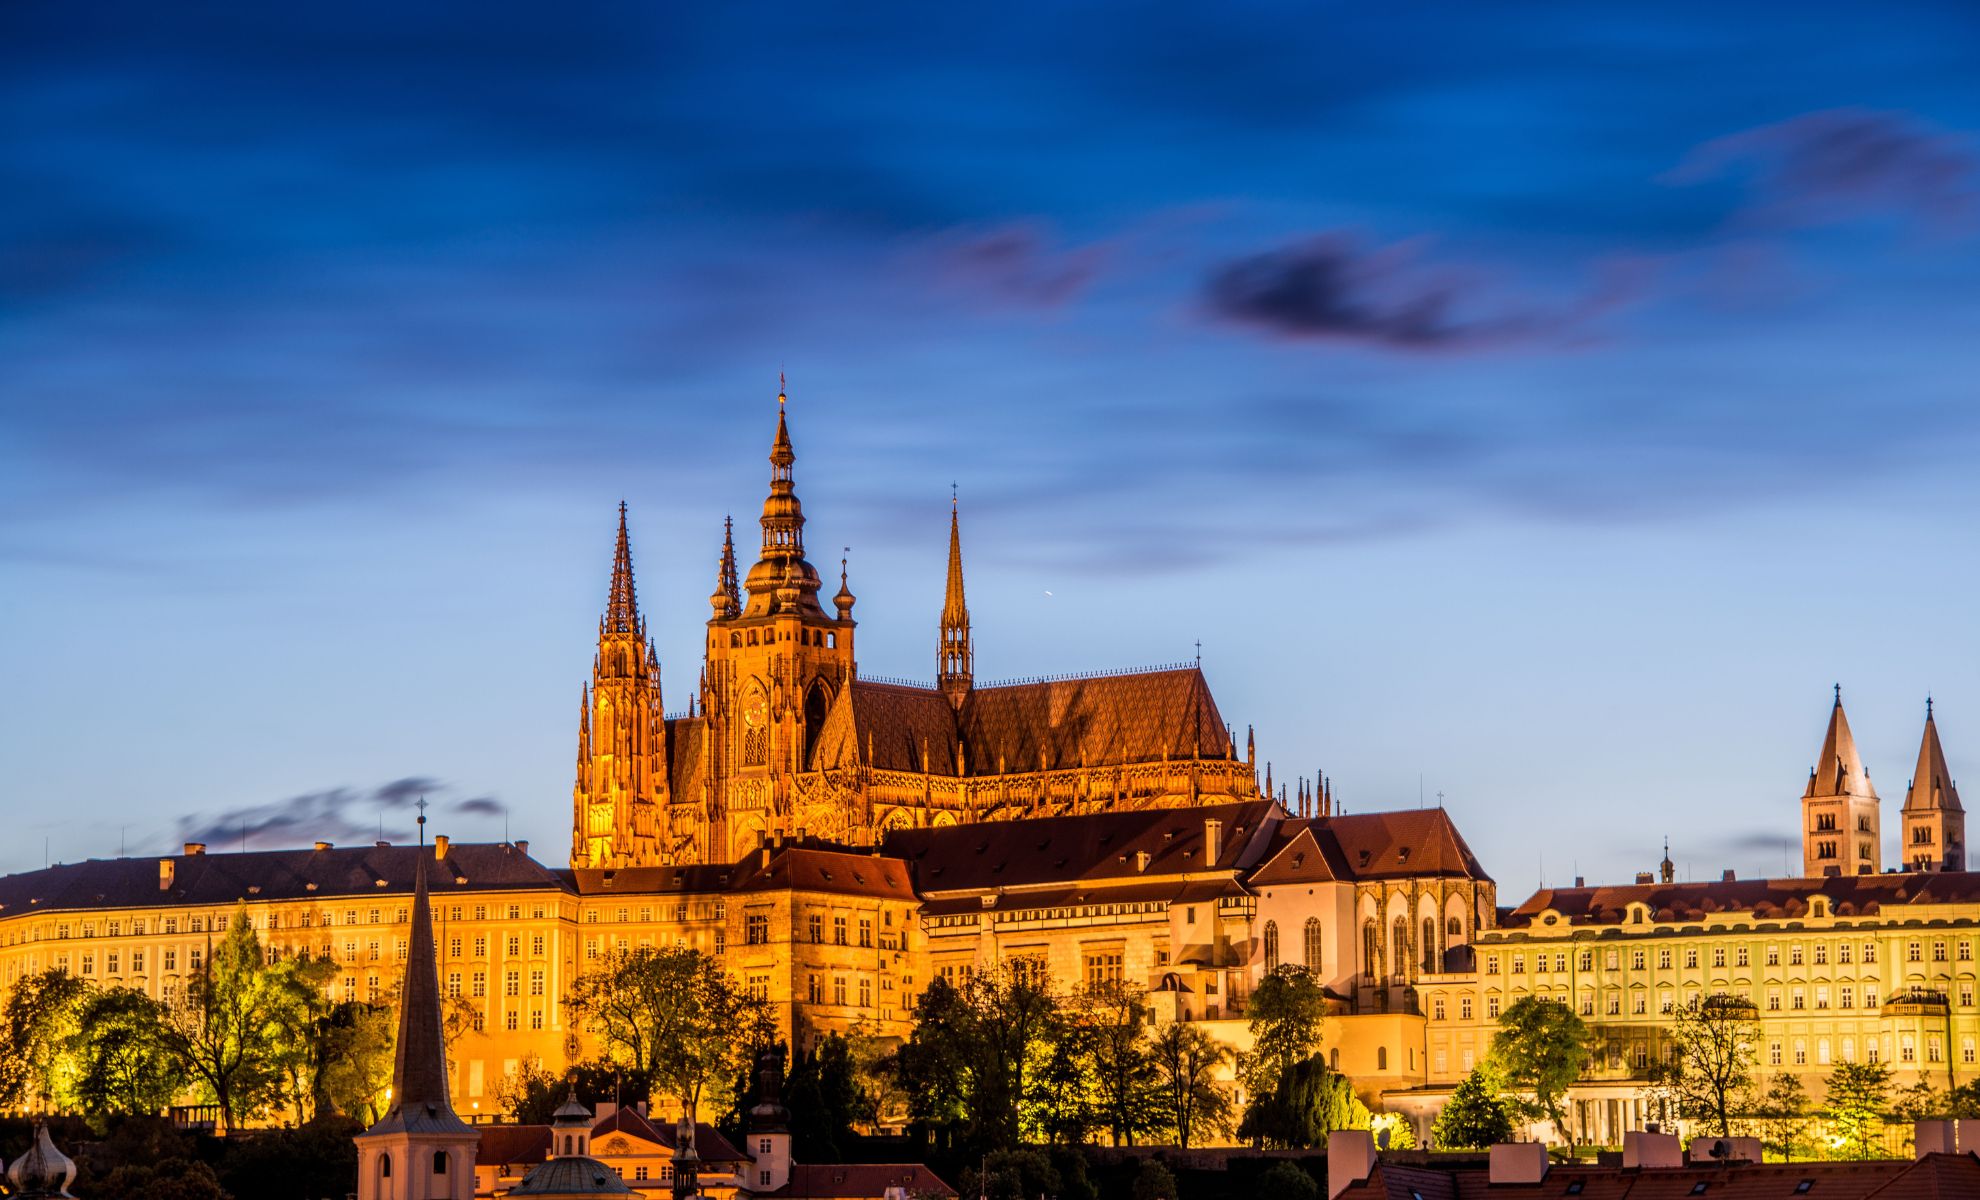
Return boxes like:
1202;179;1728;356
958;668;1232;774
766;1163;957;1200
1254;811;1489;884
1500;871;1980;929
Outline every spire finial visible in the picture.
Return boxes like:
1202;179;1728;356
1928;694;1935;719
712;515;741;618
1835;682;1842;706
604;502;639;634
779;371;786;406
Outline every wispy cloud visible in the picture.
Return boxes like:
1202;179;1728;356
922;222;1109;308
1200;233;1631;352
1669;108;1980;235
175;776;474;850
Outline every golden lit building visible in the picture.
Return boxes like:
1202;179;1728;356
1395;692;1980;1148
572;389;1259;869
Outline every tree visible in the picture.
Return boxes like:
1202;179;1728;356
894;963;1062;1153
1891;1079;1945;1122
1149;1021;1233;1149
1076;981;1161;1147
1239;1053;1369;1148
1255;1161;1319;1200
1130;1159;1179;1200
1241;966;1326;1103
153;908;337;1131
304;1000;397;1123
0;968;90;1109
1822;1061;1891;1160
785;1035;869;1162
1752;1074;1809;1162
495;1056;563;1124
1647;993;1759;1136
1369;1111;1417;1150
97;1158;229;1200
1432;1068;1514;1149
565;946;771;1121
1488;996;1590;1151
964;1147;1060;1200
65;987;188;1127
1946;1079;1980;1119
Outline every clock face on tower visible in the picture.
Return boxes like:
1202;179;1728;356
744;690;767;730
742;688;770;766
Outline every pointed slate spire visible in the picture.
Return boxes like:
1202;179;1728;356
1905;699;1963;814
605;502;640;635
1806;686;1878;800
378;853;470;1133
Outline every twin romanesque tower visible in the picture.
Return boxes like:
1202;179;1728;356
1799;689;1964;877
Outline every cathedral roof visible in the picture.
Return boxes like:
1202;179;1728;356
957;667;1232;774
0;841;567;916
1905;704;1963;814
666;715;709;796
883;799;1276;893
1500;870;1980;928
837;683;962;773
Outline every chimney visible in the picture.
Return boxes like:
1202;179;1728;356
515;840;529;857
1203;817;1223;864
596;1100;617;1123
637;1100;648;1117
1623;1130;1683;1169
183;842;206;856
1721;869;1736;882
1326;1130;1376;1199
158;859;175;891
1573;875;1584;888
434;834;450;859
314;841;333;852
1135;851;1152;873
1488;1144;1547;1185
1634;872;1654;885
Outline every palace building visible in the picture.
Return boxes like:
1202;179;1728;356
572;388;1257;869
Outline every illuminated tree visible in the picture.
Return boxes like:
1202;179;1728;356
1432;1067;1515;1149
1149;1020;1233;1149
1753;1074;1810;1162
1488;996;1591;1151
1646;992;1760;1136
0;968;89;1109
1822;1061;1890;1160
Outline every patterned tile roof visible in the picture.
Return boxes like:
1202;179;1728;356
958;667;1232;775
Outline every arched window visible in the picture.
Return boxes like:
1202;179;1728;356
1446;915;1463;941
1422;917;1437;974
380;1153;393;1178
1304;917;1322;970
1362;920;1379;981
1330;1047;1340;1069
1392;916;1409;977
1377;1045;1388;1070
1262;921;1280;971
564;1135;574;1155
730;632;742;648
433;1151;449;1175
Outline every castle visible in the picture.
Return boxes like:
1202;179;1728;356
572;387;1258;869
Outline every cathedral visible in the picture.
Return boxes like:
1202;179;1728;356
572;388;1263;869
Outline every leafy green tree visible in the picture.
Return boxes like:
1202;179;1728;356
1077;981;1162;1146
304;1000;397;1123
566;946;771;1121
1891;1078;1945;1122
97;1158;229;1200
1241;966;1326;1103
1369;1111;1416;1149
1149;1021;1233;1149
0;968;90;1109
1432;1067;1515;1149
1822;1061;1891;1160
215;1117;361;1200
1255;1161;1319;1200
894;963;1061;1153
153;907;337;1130
964;1147;1061;1200
1946;1079;1980;1119
1030;1024;1098;1146
1752;1074;1810;1162
65;986;188;1127
495;1056;563;1124
1488;996;1590;1151
1646;993;1760;1136
1239;1053;1370;1148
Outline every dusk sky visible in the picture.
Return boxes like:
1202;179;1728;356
6;3;1980;890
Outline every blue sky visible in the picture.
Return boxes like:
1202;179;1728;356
5;2;1980;889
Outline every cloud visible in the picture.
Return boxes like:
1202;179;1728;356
175;777;475;851
923;223;1108;308
453;797;505;817
1669;108;1980;235
1200;233;1628;351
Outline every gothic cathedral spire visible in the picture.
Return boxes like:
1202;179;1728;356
572;505;667;869
742;383;826;618
710;516;741;619
938;490;973;707
1903;699;1965;872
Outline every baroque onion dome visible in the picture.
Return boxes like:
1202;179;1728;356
6;1122;75;1199
834;553;856;619
742;382;826;618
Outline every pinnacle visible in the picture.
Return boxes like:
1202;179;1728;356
605;504;640;634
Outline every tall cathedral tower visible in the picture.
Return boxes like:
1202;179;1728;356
937;494;972;708
571;504;667;868
698;385;858;857
1802;686;1881;877
1902;699;1964;872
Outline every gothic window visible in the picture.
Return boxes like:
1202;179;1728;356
1304;917;1322;970
1361;920;1378;981
1392;916;1409;977
1421;917;1437;973
1262;921;1280;971
803;683;829;768
433;1151;449;1175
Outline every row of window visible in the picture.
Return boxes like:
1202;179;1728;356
1480;937;1978;976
